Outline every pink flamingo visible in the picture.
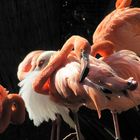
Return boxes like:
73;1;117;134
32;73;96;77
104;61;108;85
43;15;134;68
90;1;140;138
19;35;138;140
0;84;25;133
102;49;140;140
91;0;140;57
17;50;76;140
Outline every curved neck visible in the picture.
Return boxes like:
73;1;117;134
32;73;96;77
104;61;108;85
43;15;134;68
9;94;25;124
116;0;132;9
91;41;115;58
0;94;25;133
33;35;91;94
0;97;12;133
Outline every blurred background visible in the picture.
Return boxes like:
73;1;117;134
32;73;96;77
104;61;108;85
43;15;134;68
0;0;140;140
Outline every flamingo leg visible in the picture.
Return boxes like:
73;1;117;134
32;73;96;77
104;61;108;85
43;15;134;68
63;111;84;140
50;120;57;140
50;114;62;140
56;114;62;140
73;111;85;140
111;111;121;140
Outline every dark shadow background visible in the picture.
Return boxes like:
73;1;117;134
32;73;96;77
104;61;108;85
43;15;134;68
0;0;140;140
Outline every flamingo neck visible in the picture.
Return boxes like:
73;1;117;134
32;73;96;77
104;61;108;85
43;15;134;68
91;41;115;58
0;97;12;133
9;94;25;124
116;0;132;9
0;94;25;133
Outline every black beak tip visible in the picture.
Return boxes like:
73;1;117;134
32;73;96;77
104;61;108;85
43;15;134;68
127;80;138;91
79;67;89;83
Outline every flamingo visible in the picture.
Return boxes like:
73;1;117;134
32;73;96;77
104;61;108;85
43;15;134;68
91;0;140;57
17;50;74;140
45;48;140;140
17;50;76;140
102;49;140;140
103;50;140;110
18;35;138;140
90;0;140;138
0;84;25;133
18;35;93;140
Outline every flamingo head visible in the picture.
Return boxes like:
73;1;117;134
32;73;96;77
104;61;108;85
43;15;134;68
96;73;138;94
31;51;56;94
17;50;44;81
35;51;56;70
90;41;115;58
89;58;138;94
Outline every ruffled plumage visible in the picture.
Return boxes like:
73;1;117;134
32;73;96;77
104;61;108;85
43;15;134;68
19;70;75;128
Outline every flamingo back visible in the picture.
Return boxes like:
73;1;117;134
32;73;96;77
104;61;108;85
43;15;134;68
50;54;136;117
104;50;140;111
19;70;75;128
93;1;140;55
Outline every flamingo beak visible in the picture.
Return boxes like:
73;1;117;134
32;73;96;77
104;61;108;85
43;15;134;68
98;76;138;93
79;50;89;82
127;77;138;91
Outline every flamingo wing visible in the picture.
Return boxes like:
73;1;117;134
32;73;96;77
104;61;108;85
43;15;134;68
103;50;140;111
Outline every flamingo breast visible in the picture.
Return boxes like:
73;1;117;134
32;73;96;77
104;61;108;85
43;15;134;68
19;70;75;128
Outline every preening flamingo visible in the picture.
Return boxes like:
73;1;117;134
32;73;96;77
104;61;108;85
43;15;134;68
19;35;138;140
102;49;140;140
103;50;140;111
91;0;140;57
90;0;140;138
48;47;138;140
0;85;25;133
18;36;92;140
17;50;76;140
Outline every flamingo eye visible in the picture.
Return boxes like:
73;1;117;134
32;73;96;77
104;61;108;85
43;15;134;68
95;53;102;59
38;59;45;68
12;102;16;111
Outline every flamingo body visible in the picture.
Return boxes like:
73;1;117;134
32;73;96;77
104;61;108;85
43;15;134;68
18;35;139;140
19;70;75;127
21;36;138;119
104;50;140;111
0;85;25;133
46;52;138;117
18;51;75;128
92;0;140;56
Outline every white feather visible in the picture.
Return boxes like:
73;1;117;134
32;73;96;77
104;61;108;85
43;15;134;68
18;70;75;128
